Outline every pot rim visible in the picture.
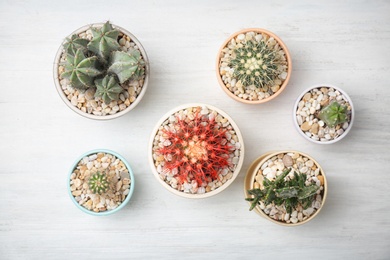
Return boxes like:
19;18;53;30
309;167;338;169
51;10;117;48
216;28;292;104
244;150;327;226
53;22;150;120
68;149;135;216
292;83;354;144
148;103;245;199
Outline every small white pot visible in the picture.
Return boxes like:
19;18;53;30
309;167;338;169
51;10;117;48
293;84;354;144
148;103;245;198
53;22;150;120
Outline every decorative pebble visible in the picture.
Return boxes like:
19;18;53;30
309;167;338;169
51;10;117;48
310;123;319;134
300;121;311;131
282;155;293;167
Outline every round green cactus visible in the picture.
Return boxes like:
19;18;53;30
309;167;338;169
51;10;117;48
229;38;281;89
95;75;123;104
63;34;89;56
108;50;145;84
61;49;102;90
88;172;109;194
318;101;348;127
87;21;121;61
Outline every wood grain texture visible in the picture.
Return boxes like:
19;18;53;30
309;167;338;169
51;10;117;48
0;0;389;259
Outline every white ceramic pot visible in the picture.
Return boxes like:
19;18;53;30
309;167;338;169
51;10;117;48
53;22;150;120
148;103;245;198
293;84;354;144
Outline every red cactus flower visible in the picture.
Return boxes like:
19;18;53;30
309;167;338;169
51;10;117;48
157;109;232;186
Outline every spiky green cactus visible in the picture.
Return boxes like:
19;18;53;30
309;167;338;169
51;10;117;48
88;172;109;194
108;50;145;84
318;101;348;127
95;75;123;104
63;34;89;56
60;21;146;104
61;49;102;90
229;38;281;88
87;21;120;61
246;169;320;214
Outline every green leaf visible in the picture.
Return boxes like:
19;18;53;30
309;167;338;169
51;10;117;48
298;185;320;200
275;186;299;199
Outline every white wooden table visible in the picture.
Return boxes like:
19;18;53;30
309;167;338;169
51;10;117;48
1;0;389;259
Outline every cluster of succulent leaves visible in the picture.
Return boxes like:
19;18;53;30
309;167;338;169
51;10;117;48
319;101;349;127
88;172;109;194
229;38;281;89
246;168;320;214
61;21;145;104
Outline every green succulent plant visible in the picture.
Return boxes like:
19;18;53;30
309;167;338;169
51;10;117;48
87;21;120;61
60;21;145;103
108;50;145;84
63;34;89;56
246;168;320;214
61;49;102;90
318;101;348;127
95;75;123;104
229;38;281;89
88;172;109;194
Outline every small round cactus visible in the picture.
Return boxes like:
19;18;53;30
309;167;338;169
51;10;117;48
229;37;282;89
87;21;120;61
61;49;102;90
88;172;109;194
318;101;348;127
63;34;89;56
95;75;123;104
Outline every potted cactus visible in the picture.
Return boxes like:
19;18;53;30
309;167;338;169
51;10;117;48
149;103;245;198
54;21;149;120
68;149;135;216
216;28;292;104
293;84;354;144
244;151;327;226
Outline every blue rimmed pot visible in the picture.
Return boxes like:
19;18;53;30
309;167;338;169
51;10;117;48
68;149;135;216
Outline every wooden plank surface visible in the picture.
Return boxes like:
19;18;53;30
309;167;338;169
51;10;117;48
0;0;389;259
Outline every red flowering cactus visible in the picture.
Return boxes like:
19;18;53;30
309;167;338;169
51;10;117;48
158;110;232;186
